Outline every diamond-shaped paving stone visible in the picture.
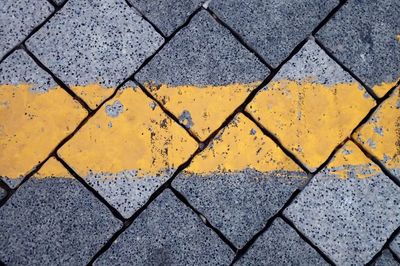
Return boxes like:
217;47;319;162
247;40;375;172
0;157;121;265
136;10;268;140
355;88;400;181
0;49;86;188
26;0;164;109
317;0;400;97
129;0;204;37
0;0;53;59
284;141;400;265
59;81;198;218
237;218;328;265
94;189;234;265
373;250;400;266
209;0;337;67
173;113;307;247
391;234;400;259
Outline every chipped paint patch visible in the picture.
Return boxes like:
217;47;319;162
0;84;86;183
105;100;124;118
355;88;400;178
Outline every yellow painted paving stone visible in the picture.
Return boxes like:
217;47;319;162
136;10;269;141
284;141;400;265
59;82;198;218
173;113;308;247
354;87;400;180
0;50;86;188
247;40;375;172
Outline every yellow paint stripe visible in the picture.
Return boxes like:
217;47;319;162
1;81;394;180
0;84;86;179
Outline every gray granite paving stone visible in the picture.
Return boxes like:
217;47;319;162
391;234;400;258
0;177;122;265
94;189;234;265
26;0;164;89
136;10;268;87
237;218;328;265
129;0;204;36
209;0;338;67
0;0;53;59
284;142;400;265
373;250;400;266
317;0;400;93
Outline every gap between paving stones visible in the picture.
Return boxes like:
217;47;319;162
366;226;400;265
1;0;399;264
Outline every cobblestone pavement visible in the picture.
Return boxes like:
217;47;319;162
1;0;400;265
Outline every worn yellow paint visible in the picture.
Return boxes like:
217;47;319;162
0;84;86;179
185;113;302;175
355;88;400;174
247;80;375;172
372;80;398;98
396;35;400;42
2;80;391;180
72;83;114;109
327;141;381;179
36;157;73;178
143;82;260;140
58;86;198;178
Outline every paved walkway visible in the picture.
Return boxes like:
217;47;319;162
0;0;399;265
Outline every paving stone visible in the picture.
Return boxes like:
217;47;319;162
94;189;234;265
0;49;86;188
247;40;375;172
373;250;400;266
129;0;204;36
173;113;307;247
284;141;400;265
317;0;400;97
237;218;328;265
209;0;337;67
391;234;400;259
59;81;198;218
0;0;53;59
136;10;269;140
26;0;164;109
0;157;122;265
355;88;400;181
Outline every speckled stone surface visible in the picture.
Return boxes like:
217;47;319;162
0;177;121;265
391;234;400;258
0;0;53;59
94;189;234;265
317;0;400;92
26;0;164;89
284;142;400;265
174;170;306;247
237;218;328;265
373;250;400;266
209;0;338;67
136;10;268;87
129;0;204;36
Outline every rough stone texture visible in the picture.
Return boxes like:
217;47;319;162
237;218;328;265
26;0;164;89
136;10;268;140
317;0;400;95
129;0;204;36
209;0;338;67
0;177;121;265
0;0;53;59
174;170;306;247
95;189;234;265
136;10;268;87
373;250;400;266
247;40;375;172
391;234;400;259
284;142;400;265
